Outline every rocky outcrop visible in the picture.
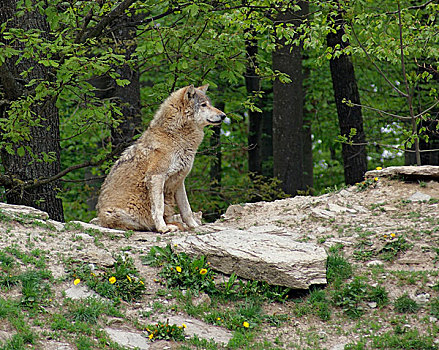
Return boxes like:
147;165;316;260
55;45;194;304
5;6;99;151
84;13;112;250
172;228;327;289
366;165;439;179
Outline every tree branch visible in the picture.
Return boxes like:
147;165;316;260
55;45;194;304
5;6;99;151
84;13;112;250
350;21;408;98
79;0;137;43
0;142;130;191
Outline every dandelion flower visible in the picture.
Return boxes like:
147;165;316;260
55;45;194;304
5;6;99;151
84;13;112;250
390;233;396;238
199;268;208;275
182;323;187;328
176;266;182;273
376;166;382;170
127;275;132;282
140;280;144;285
74;278;80;286
148;333;154;339
217;317;221;321
243;321;250;328
109;276;116;284
374;177;379;181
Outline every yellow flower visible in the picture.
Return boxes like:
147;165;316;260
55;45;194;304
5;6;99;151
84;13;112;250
90;272;95;277
383;234;388;238
390;233;396;238
217;317;221;321
199;268;208;275
376;166;382;170
148;333;154;339
109;276;116;284
127;275;132;282
182;323;187;328
176;266;182;273
374;177;379;181
243;321;250;328
140;280;144;285
74;278;80;286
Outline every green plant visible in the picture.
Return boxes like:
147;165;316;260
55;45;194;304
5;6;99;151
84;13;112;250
145;320;186;341
66;297;120;324
332;277;388;319
307;288;331;321
356;178;378;192
429;297;439;318
326;253;353;285
393;294;419;314
70;255;145;302
379;235;413;261
144;245;216;293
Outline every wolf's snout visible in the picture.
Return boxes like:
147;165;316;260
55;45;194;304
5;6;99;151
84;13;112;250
219;113;226;121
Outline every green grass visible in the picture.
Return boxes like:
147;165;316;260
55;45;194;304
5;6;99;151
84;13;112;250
393;294;419;314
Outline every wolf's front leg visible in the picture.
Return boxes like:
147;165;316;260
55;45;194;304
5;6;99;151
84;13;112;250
175;182;199;228
147;175;178;233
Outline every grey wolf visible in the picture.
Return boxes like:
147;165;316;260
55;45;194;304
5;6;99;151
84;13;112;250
97;85;226;232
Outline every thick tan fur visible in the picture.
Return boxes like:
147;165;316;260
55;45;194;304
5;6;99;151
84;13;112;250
96;85;225;233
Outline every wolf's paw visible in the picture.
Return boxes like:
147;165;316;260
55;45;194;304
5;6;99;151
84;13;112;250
157;224;180;233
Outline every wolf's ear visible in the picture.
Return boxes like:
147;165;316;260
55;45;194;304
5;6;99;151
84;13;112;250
197;84;209;93
185;85;196;101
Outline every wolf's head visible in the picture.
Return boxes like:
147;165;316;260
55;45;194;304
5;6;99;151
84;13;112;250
184;85;226;127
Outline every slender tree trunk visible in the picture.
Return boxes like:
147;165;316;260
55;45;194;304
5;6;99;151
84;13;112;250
245;30;263;176
272;1;308;195
209;124;222;189
261;94;273;177
0;0;64;221
327;6;367;185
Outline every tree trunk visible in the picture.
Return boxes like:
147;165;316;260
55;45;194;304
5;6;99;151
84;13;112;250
245;31;263;176
0;0;64;221
326;7;367;185
272;1;308;195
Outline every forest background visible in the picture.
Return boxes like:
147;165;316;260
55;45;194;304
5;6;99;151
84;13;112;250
0;0;438;223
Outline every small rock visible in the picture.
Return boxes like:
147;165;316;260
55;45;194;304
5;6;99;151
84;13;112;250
381;205;398;212
105;328;150;350
430;316;438;323
367;260;384;267
311;208;335;219
46;219;65;231
192;292;211;307
327;203;357;214
338;189;351;197
414;293;430;304
331;344;348;350
409;191;431;202
65;285;99;300
367;302;377;309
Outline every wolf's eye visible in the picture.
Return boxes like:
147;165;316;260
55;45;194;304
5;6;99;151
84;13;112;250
200;102;207;107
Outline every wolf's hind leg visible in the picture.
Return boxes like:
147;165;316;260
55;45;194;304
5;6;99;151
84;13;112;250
99;208;151;231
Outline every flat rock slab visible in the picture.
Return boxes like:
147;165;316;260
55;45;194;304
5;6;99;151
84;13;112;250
158;315;232;345
105;328;150;349
366;165;439;179
172;229;327;289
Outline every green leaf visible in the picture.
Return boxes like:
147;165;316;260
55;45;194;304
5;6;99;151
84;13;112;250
17;146;25;157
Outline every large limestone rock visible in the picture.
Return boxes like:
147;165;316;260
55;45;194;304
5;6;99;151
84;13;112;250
0;202;49;220
172;229;327;289
366;165;439;179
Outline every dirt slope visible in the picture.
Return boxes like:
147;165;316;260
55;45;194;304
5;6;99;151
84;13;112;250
0;176;439;349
